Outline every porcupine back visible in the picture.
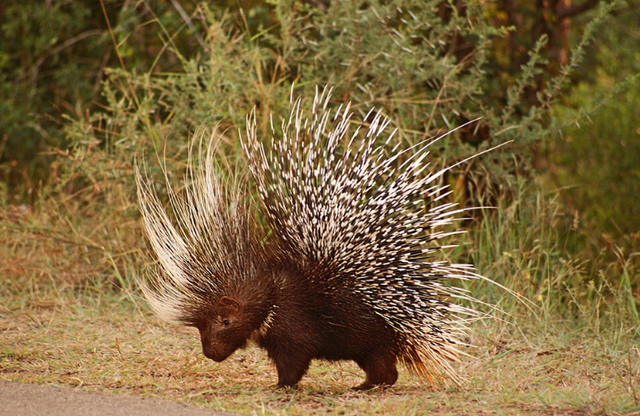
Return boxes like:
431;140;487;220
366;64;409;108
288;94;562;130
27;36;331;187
242;86;485;383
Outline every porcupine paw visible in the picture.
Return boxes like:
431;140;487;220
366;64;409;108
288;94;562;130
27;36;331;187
275;372;304;390
354;354;399;390
275;381;299;390
273;354;311;389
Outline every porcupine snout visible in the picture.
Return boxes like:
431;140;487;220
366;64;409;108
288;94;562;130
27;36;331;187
196;296;254;362
199;333;234;362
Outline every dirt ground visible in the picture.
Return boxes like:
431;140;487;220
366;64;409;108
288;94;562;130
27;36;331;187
0;381;237;416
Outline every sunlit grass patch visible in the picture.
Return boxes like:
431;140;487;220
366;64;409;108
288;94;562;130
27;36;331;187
2;265;638;415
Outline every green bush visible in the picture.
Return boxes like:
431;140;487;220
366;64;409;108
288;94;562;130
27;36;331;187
0;0;205;198
68;1;620;185
549;7;640;247
3;0;636;323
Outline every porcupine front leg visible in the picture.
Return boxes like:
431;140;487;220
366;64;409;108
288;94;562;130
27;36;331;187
271;349;312;389
355;352;398;390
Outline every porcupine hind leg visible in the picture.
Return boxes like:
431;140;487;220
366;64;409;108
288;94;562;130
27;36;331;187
354;352;399;390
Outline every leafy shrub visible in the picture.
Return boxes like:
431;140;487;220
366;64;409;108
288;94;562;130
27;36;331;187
4;1;635;323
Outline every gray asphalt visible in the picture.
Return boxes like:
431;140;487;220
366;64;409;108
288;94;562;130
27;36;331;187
0;381;238;416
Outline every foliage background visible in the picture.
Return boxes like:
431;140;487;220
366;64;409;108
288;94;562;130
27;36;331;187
2;0;636;276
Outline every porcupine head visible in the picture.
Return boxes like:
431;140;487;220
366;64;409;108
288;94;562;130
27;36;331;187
136;86;497;389
135;134;276;364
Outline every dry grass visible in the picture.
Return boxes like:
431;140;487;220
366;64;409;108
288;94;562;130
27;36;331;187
1;207;639;416
2;287;638;415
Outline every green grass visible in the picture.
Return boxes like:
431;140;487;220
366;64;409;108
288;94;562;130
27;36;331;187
1;194;639;415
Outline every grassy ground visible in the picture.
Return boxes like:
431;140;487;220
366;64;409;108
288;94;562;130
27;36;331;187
1;203;639;416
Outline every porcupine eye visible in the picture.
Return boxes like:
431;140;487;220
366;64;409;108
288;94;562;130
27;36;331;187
218;316;232;328
217;296;239;329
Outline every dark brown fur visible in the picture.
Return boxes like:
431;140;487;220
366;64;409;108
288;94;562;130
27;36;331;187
194;259;401;389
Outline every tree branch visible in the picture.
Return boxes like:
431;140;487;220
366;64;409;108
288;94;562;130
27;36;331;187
557;0;601;20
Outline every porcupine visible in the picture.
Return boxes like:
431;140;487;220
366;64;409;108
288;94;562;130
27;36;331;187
136;86;498;390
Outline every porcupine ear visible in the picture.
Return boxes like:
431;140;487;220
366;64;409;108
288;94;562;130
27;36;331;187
219;296;240;313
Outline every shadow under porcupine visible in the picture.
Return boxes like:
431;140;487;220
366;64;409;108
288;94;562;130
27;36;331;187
135;86;504;390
